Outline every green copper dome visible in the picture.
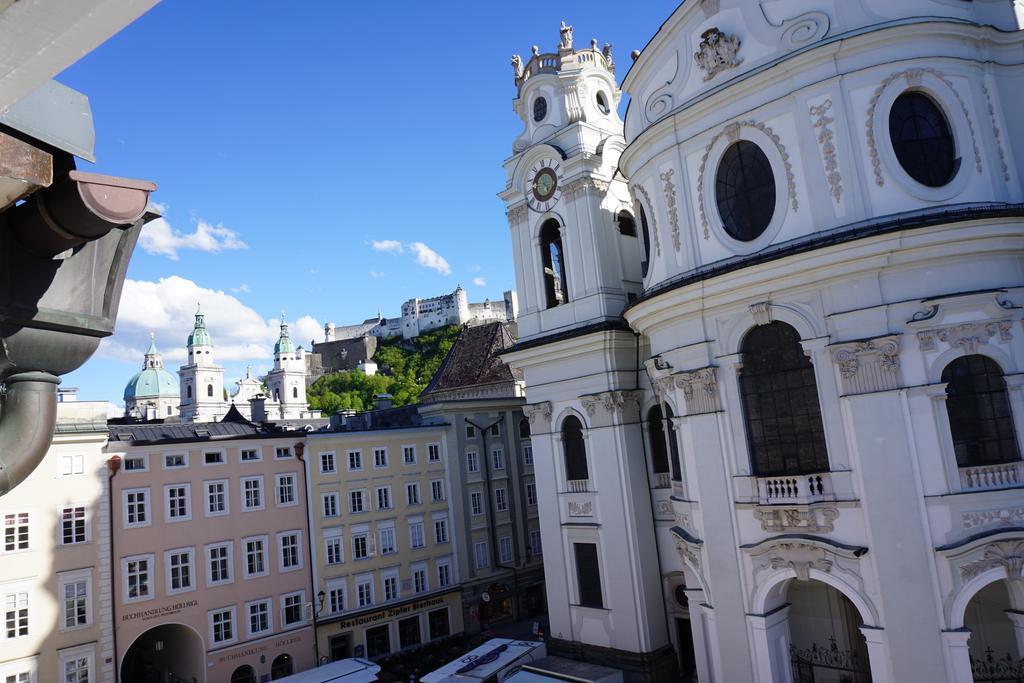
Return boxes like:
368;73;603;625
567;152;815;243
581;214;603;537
275;319;296;355
124;337;179;401
187;308;212;347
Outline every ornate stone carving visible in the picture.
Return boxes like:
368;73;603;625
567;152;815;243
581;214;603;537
962;506;1024;531
754;506;838;533
866;68;982;187
917;320;1013;353
904;69;924;87
523;401;552;431
564;177;609;200
674;367;719;415
629;183;661;256
697;119;797;239
672;536;702;574
568;500;593;517
511;54;523;81
652;376;675;401
750;301;773;326
693;27;742;81
559;21;573;50
659;168;681;252
761;8;830;48
959;541;1024;581
655;499;674;517
829;336;901;394
758;542;835;581
506;203;528;225
580;395;601;418
602;43;614;73
580;390;642;423
809;99;842;204
981;83;1010;182
652;356;672;371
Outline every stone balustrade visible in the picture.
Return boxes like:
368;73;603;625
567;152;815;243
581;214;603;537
958;460;1023;491
757;472;833;505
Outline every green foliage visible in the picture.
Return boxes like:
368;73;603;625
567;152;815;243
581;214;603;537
307;325;461;414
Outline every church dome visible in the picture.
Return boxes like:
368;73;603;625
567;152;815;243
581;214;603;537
124;336;179;401
188;307;212;347
274;318;296;355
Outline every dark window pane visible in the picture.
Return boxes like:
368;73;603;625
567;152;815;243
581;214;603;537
647;406;670;475
715;140;776;242
942;355;1019;466
540;220;569;308
574;543;603;608
563;416;589;481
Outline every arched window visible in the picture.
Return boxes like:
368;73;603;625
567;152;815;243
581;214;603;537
647;406;670;476
274;388;280;401
664;404;682;481
207;383;214;397
738;322;829;476
231;665;256;683
292;386;298;399
271;654;293;679
519;418;531;439
889;92;956;187
187;385;192;399
942;355;1019;466
638;204;652;277
617;210;637;237
540;219;568;308
562;415;588;482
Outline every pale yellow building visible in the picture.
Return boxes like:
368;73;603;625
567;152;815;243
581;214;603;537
306;407;463;661
0;399;114;682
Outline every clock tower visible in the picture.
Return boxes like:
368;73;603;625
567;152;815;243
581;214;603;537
501;23;674;680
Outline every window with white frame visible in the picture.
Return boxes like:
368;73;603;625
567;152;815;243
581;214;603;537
4;591;28;638
123;555;152;601
4;671;31;683
240;448;260;462
244;536;268;578
275;446;292;459
349;489;365;513
406;482;421;506
207;542;232;585
59;646;93;683
242;477;264;511
466;451;479;473
495;488;508;512
353;532;369;560
279;531;301;571
376;486;391;510
322;493;339;518
3;512;29;552
210;607;235;644
247;598;271;637
166;548;194;593
437;560;451;588
357;578;373;607
428;443;441;462
474;541;489;569
499;536;513;563
327;582;345;613
123;454;147;471
59;454;85;476
413;566;428;594
526;482;537;506
165;484;191;522
523;445;534;465
205;480;229;516
470;492;483;516
530;530;542;556
373;447;388;468
320;451;336;474
61;506;87;545
282;591;304;625
59;570;90;630
492;448;505;470
325;531;343;565
276;473;297;506
434;518;448;544
403;445;416;465
409;520;425;549
164;453;186;469
348;449;362;470
379;525;396;555
431;480;445;502
123;489;149;528
383;574;399;602
204;450;225;465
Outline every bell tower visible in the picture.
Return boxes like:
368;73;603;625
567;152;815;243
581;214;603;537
499;21;643;342
178;305;227;422
266;314;309;420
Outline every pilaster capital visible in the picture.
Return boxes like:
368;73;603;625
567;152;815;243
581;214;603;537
673;366;720;415
523;401;553;432
506;203;529;226
580;389;643;426
829;334;902;395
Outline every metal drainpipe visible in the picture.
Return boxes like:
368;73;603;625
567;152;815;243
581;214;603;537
0;371;61;495
294;442;321;667
107;454;122;683
466;415;521;623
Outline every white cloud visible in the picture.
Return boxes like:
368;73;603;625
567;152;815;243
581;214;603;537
370;239;404;254
369;270;386;278
139;216;248;260
147;200;169;215
470;264;482;272
291;315;323;346
473;276;487;287
408;242;452;275
231;283;251;294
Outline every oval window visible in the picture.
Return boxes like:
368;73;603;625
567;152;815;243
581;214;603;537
888;92;956;187
596;91;610;115
715;140;776;242
533;97;548;122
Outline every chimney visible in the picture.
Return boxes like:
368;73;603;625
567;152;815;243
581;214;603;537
250;396;267;423
374;393;393;411
325;322;335;342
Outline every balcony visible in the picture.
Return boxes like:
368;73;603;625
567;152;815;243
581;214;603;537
654;472;671;489
959;461;1023;491
567;479;590;493
757;472;833;505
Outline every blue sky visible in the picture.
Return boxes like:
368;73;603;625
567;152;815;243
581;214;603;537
59;0;678;407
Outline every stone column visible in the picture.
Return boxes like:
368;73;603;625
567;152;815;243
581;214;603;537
941;630;974;683
747;605;792;683
860;626;895;683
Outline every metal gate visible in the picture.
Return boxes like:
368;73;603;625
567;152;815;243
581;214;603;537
971;648;1024;683
790;636;871;683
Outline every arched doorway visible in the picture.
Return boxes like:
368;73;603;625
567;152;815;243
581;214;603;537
271;653;294;679
964;579;1024;681
231;665;256;683
786;580;872;682
121;622;205;683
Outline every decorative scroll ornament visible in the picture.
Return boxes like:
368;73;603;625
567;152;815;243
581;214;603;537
754;506;838;533
674;367;719;415
568;500;593;517
693;27;743;81
829;336;900;394
630;183;661;256
917;320;1013;353
522;401;552;430
809;99;843;204
506;203;528;225
750;301;772;326
659;168;682;252
959;540;1024;581
982;83;1010;182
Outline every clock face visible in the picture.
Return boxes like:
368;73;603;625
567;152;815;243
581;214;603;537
526;158;562;212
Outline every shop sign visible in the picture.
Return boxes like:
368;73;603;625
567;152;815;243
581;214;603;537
122;599;199;623
334;594;449;631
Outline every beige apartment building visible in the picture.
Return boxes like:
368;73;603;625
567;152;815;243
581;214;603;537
306;406;464;662
106;416;316;683
0;398;114;683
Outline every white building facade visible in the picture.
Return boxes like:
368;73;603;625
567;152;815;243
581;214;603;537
504;5;1024;682
177;307;228;423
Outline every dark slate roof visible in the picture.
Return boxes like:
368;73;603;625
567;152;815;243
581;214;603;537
420;321;522;399
107;420;299;445
220;403;251;424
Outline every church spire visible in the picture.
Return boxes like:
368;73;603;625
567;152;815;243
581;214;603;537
188;303;212;348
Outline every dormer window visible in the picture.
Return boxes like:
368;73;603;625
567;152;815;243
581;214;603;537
540;220;569;308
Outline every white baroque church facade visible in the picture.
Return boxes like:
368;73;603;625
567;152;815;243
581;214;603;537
503;4;1024;682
